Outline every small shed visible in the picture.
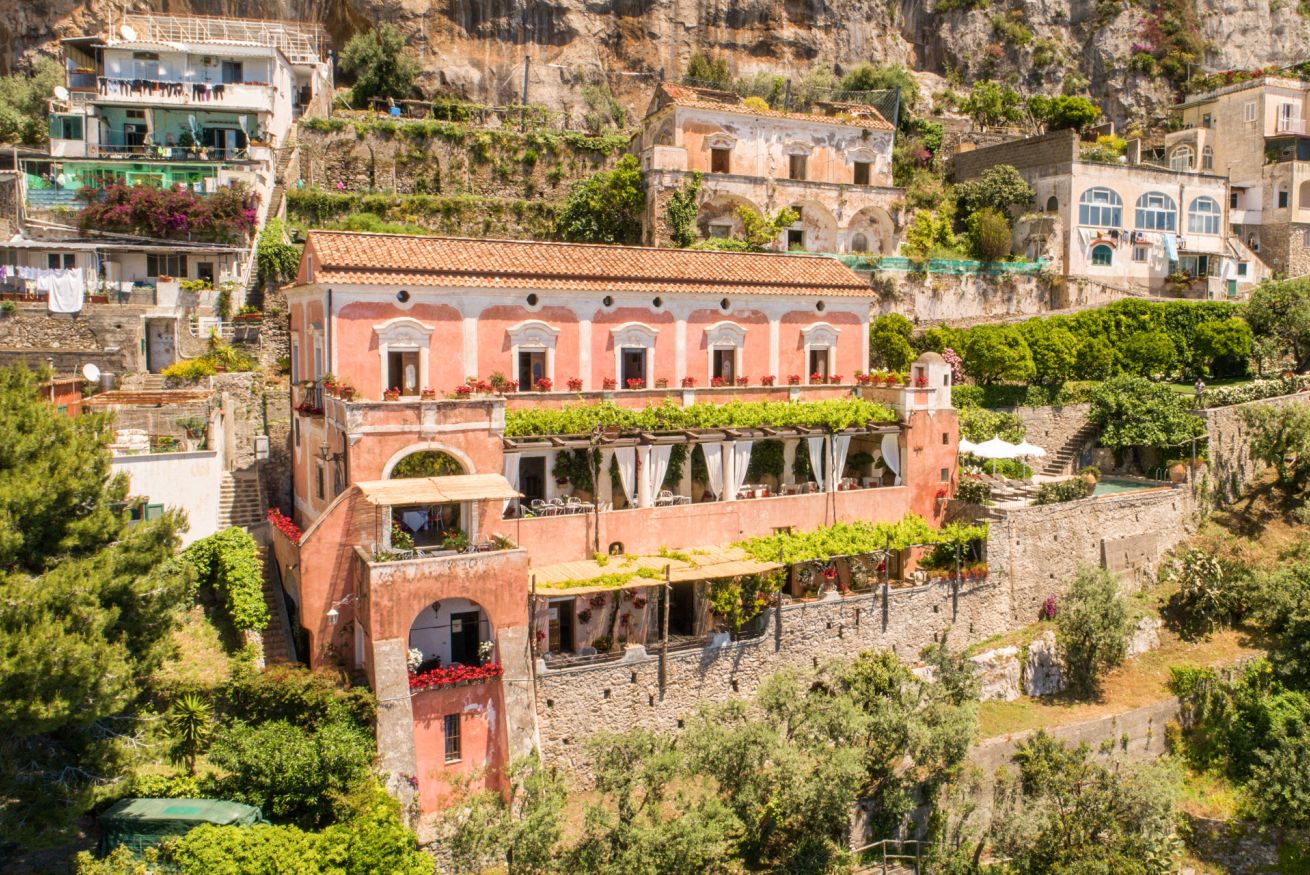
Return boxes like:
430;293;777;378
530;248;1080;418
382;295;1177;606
96;797;265;855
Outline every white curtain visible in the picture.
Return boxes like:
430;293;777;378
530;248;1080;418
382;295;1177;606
728;440;753;499
701;442;724;500
647;444;673;499
502;453;520;513
881;434;902;486
830;434;852;490
614;446;638;506
807;436;826;490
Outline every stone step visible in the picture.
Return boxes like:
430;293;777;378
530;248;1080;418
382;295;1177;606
256;545;297;665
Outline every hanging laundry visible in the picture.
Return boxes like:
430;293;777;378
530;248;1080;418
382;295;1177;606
47;269;85;314
1163;234;1179;262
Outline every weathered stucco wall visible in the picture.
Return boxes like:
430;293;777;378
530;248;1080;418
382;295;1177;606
535;482;1197;776
0;303;146;374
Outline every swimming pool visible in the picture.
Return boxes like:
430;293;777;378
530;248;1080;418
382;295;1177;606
1093;477;1166;496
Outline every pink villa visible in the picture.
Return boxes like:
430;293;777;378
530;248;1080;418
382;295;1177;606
272;230;962;813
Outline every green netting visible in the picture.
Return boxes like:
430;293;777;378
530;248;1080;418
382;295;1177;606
823;254;1048;274
96;797;265;855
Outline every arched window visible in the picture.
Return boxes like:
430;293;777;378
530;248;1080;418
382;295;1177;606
1046;195;1058;212
1090;244;1113;266
1169;145;1194;171
1135;192;1177;231
1187;196;1221;235
1078;188;1122;227
849;232;869;253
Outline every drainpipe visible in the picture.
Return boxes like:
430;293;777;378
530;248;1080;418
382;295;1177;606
326;286;333;376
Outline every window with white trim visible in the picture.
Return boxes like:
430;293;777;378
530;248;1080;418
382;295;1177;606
372;317;433;398
1135;192;1177;231
1078;188;1122;227
610;322;659;388
705;321;746;384
1169;145;1194;171
1187;196;1221;234
800;322;840;384
507;320;560;391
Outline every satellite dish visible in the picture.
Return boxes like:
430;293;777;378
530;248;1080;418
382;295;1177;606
53;85;69;101
82;363;101;383
120;23;137;41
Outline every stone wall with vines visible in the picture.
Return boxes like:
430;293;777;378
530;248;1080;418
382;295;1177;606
290;114;633;240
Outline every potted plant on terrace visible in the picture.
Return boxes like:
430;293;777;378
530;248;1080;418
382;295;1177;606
383;387;401;401
567;377;584;391
535;377;553;392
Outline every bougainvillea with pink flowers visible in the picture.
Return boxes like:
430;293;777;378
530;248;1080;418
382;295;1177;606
78;183;259;244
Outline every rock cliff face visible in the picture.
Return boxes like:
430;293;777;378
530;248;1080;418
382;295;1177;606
8;0;1310;126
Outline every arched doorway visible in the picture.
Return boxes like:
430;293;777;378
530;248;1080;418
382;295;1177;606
409;597;495;672
787;200;839;252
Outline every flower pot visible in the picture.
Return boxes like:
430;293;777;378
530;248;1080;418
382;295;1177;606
1169;463;1188;484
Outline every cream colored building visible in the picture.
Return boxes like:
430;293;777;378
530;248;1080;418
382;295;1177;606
638;83;904;254
1168;76;1310;276
952;130;1263;298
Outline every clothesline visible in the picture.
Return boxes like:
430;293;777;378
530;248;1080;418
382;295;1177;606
0;266;86;313
97;78;230;100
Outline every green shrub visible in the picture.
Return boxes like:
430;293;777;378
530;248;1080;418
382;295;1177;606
181;528;268;632
1056;566;1133;696
1162;548;1249;641
955;478;992;505
965;207;1012;261
219;663;375;731
206;718;375;826
1035;478;1090;504
161;358;218;382
958;405;1026;442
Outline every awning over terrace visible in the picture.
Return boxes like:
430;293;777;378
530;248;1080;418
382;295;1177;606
356;473;522;506
532;545;783;594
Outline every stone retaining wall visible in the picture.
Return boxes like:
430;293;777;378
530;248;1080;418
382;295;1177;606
535;485;1197;775
1198;390;1310;503
0;304;145;374
1007;402;1093;465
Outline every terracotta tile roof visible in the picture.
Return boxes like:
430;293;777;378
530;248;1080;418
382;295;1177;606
656;83;893;131
300;232;871;297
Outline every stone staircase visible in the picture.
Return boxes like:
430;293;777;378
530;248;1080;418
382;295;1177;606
1037;420;1100;477
121;372;169;391
241;129;299;307
257;543;297;665
219;471;266;529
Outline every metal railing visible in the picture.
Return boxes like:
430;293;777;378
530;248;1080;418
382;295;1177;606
122;13;327;64
852;838;922;875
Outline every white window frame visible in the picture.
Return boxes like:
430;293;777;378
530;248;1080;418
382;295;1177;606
1132;245;1149;263
1135;191;1177;231
1078;188;1122;227
610;322;659;386
1169;145;1194;172
373;316;434;398
290;337;300;384
801;322;840;384
704;321;747;383
1245;101;1257;123
1187;196;1221;235
507;320;560;389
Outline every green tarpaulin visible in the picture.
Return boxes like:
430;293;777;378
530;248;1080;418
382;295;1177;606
97;797;266;855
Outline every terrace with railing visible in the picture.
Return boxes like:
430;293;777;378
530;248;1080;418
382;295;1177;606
119;14;329;64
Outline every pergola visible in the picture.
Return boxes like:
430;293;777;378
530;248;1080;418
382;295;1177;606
502;422;903;512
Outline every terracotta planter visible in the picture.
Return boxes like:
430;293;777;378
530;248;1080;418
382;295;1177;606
1169;463;1188;484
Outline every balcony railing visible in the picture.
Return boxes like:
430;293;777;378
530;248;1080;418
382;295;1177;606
93;79;275;113
88;143;250;163
1276;116;1307;134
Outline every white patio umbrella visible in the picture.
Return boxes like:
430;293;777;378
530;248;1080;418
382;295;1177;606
958;438;978;454
1012;441;1048;459
972;437;1023;477
972;437;1022;459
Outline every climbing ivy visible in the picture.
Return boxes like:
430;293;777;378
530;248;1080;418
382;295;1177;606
180;528;268;632
736;516;989;565
504;399;898;438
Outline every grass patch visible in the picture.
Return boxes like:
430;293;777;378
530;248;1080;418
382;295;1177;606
1162;377;1253;396
977;627;1260;738
150;605;234;691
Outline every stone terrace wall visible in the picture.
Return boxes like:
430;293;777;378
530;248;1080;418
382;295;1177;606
874;271;1052;324
1199;390;1310;503
0;303;145;374
1008;402;1094;467
989;486;1198;621
535;486;1197;775
536;576;1013;774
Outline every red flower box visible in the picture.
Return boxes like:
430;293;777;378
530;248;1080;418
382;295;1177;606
710;376;725;388
760;376;776;386
602;377;617;390
735;376;749;387
534;377;553;392
267;507;302;545
625;378;646;390
787;375;802;385
681;377;696;388
408;662;504;691
567;377;584;391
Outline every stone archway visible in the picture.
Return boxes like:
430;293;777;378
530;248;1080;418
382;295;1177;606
696;193;761;242
787;200;839;253
391;450;465;479
845;206;896;254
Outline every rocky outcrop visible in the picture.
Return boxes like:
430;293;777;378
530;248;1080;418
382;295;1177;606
1127;614;1163;658
8;1;1310;130
970;645;1021;701
1023;630;1065;697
